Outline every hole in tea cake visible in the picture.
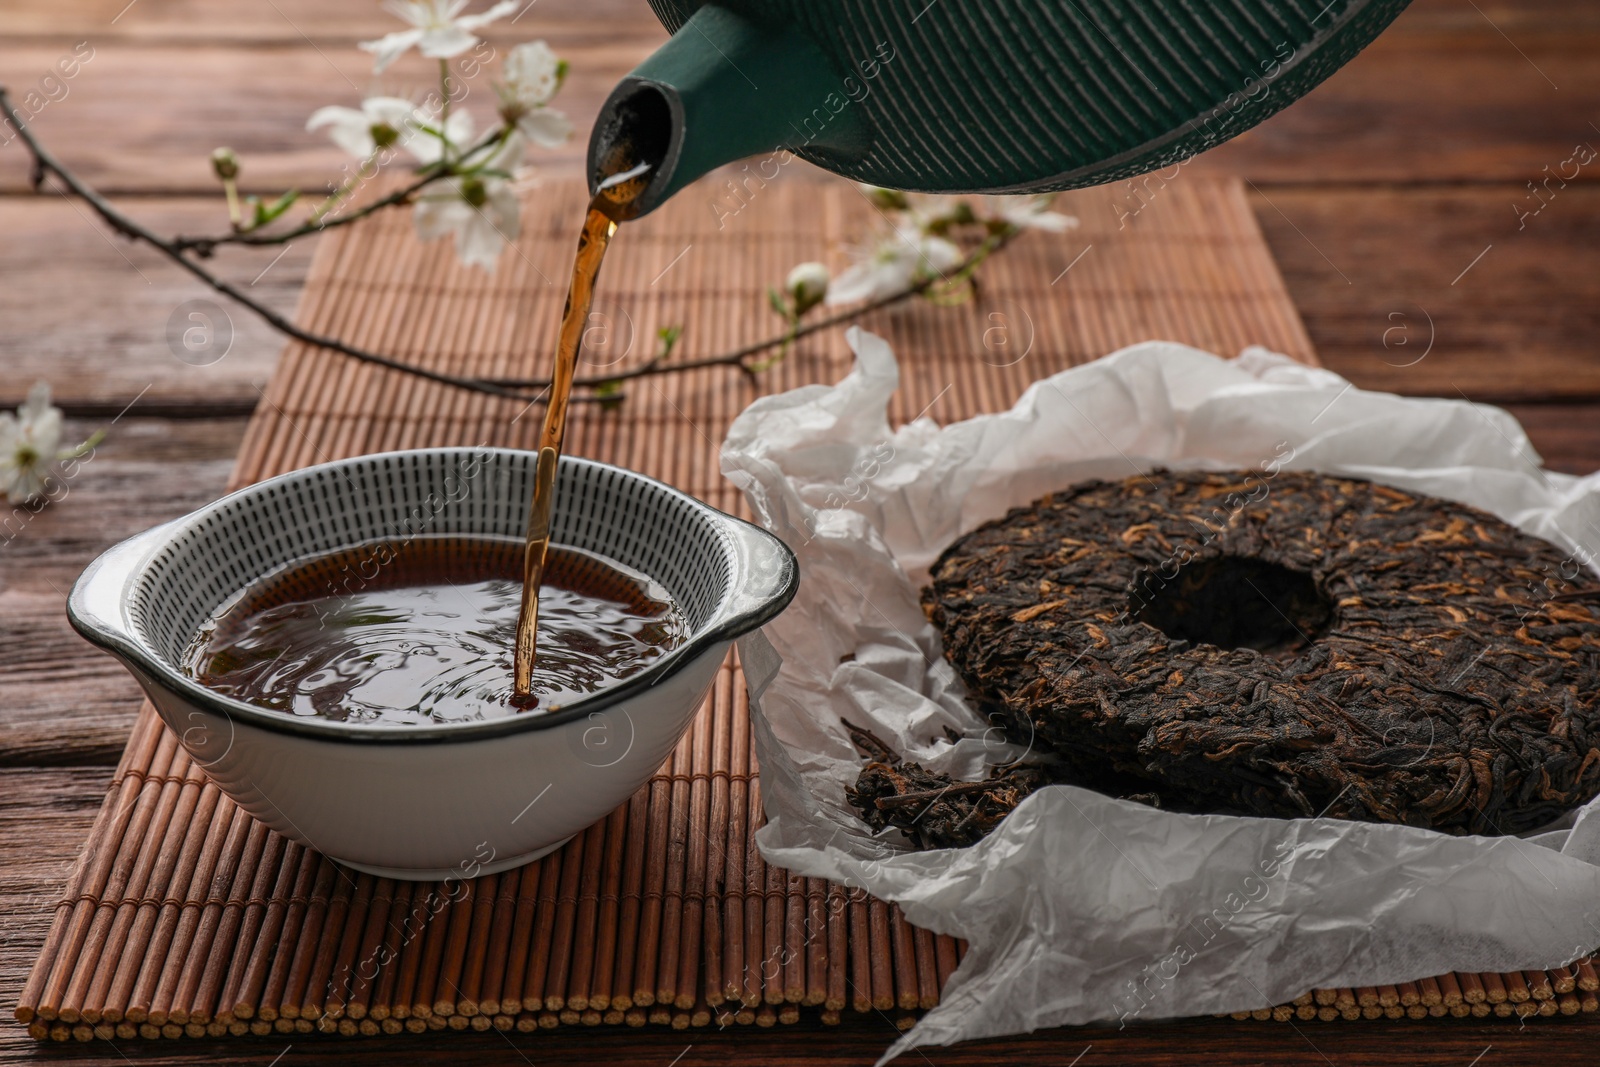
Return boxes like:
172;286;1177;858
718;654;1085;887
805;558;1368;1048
1133;555;1332;654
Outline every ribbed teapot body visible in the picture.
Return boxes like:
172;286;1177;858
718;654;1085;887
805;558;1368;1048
643;0;1412;193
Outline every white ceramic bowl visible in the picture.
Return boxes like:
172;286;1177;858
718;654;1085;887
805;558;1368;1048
69;448;796;880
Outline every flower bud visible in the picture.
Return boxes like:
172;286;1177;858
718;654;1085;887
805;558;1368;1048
862;185;909;212
785;261;830;315
460;176;489;208
210;147;240;181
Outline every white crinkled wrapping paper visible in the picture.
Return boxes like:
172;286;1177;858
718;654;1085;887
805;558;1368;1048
718;328;1600;1061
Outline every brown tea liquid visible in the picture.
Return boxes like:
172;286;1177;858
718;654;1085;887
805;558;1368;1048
185;535;686;724
512;160;652;701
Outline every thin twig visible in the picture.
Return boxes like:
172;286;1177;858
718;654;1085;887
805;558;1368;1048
170;131;510;255
171;172;435;255
872;781;1004;811
488;232;1013;389
0;84;1018;403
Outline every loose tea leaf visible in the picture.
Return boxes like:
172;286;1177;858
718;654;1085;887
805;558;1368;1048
844;722;1057;849
855;470;1600;846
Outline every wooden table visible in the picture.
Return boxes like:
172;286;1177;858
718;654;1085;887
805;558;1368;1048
3;0;1598;1062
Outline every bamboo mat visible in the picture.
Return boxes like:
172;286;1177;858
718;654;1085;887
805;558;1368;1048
20;174;1588;1043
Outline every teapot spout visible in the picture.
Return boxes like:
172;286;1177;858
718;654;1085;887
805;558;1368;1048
587;4;872;219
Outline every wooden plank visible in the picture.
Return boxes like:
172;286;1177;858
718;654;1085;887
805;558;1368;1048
5;0;655;41
4;1011;1597;1064
0;34;660;195
0;766;110;1047
10;0;1595;43
1503;404;1600;475
0;418;244;767
1194;26;1600;186
1252;186;1600;402
0;198;309;411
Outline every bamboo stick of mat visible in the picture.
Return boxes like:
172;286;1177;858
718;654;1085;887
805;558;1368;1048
277;856;338;1019
805;877;829;1007
781;868;807;1005
723;658;753;1005
299;865;357;1019
320;870;376;1021
564;822;607;1014
20;702;165;1022
210;830;290;1021
342;876;398;1020
498;859;542;1015
889;904;921;1011
44;722;182;1022
867;898;895;1011
75;755;202;1023
146;803;252;1025
762;808;786;1007
519;849;561;1017
825;883;849;1012
234;840;316;1020
847;888;873;1014
107;778;221;1023
543;821;590;1013
182;815;273;1024
633;734;675;1007
390;881;438;1020
676;673;725;1009
610;786;651;1011
586;803;632;1011
446;872;493;1017
476;863;519;1015
655;717;698;1008
365;879;415;1021
701;667;735;1009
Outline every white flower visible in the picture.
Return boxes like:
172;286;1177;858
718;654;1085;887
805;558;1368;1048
401;103;476;165
981;194;1078;233
361;0;520;73
412;135;525;271
305;96;419;158
826;224;961;305
496;41;572;148
415;177;520;271
784;261;830;314
502;41;560;104
0;382;93;505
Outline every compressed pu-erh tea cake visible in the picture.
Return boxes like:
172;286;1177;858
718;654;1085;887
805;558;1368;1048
849;470;1600;848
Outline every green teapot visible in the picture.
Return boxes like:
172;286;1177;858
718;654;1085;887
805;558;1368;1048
589;0;1413;217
